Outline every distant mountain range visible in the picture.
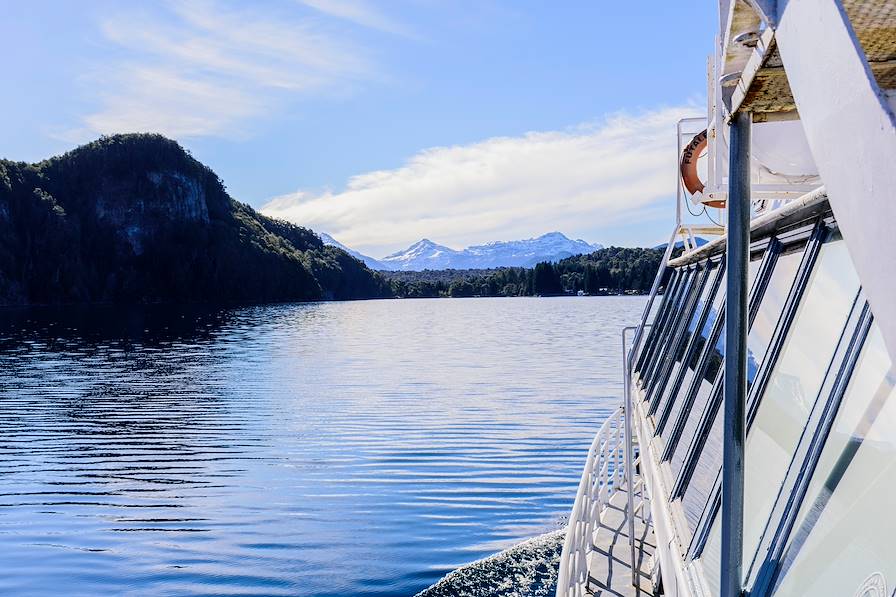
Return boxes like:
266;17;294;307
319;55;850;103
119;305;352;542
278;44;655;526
320;232;603;271
318;233;388;270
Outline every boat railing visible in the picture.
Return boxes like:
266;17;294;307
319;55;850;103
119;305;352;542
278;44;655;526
557;247;668;597
557;405;629;597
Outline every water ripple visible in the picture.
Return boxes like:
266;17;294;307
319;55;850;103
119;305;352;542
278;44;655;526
0;297;643;596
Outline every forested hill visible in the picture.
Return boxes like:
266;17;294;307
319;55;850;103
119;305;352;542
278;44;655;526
0;134;390;305
383;246;665;298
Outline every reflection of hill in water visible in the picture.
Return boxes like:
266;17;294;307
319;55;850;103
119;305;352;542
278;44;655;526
0;305;253;437
0;306;270;541
0;304;235;348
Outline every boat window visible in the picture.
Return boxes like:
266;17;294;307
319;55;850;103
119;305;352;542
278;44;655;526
636;270;681;373
770;325;896;596
658;264;725;447
746;244;806;386
650;264;712;413
644;268;674;325
699;236;860;594
642;246;760;384
747;251;762;291
667;308;722;477
643;293;664;328
642;269;699;388
637;269;684;377
668;250;765;478
653;263;721;431
642;269;694;384
740;236;859;585
680;247;803;538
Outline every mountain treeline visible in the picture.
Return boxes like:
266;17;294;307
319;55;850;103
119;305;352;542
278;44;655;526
0;134;390;305
382;246;665;298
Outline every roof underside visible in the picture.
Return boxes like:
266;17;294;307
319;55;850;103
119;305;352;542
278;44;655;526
735;0;896;116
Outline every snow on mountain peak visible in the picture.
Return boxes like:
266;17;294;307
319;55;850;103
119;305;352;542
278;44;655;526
376;232;602;271
318;232;386;270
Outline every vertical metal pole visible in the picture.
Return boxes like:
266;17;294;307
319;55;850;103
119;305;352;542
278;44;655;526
676;120;684;228
721;110;750;597
622;326;637;581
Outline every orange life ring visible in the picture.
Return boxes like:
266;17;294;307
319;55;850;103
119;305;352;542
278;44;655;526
680;129;726;208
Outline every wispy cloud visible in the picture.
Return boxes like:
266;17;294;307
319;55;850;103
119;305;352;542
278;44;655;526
262;106;695;255
297;0;413;36
77;0;376;139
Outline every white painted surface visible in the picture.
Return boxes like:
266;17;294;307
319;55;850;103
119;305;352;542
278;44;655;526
776;0;896;358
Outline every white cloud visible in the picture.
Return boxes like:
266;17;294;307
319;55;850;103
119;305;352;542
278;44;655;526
262;106;698;256
79;0;375;139
297;0;413;36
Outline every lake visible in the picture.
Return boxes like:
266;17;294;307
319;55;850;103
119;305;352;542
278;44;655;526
0;296;645;596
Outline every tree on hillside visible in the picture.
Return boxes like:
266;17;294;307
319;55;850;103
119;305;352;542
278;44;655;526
533;262;563;295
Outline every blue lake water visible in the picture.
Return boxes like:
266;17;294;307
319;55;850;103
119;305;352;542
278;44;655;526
0;296;645;596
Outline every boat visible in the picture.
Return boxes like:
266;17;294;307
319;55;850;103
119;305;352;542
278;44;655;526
557;2;896;596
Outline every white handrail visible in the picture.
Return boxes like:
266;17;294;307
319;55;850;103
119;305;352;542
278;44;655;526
556;405;626;597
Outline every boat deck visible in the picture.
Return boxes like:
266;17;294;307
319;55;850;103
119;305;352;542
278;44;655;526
585;486;656;596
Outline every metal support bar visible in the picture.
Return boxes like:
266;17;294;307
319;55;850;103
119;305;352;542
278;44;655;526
721;110;751;597
629;226;676;370
622;324;640;584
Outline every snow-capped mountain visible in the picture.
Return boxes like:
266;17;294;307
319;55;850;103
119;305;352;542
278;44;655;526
318;233;386;270
461;232;602;269
378;232;603;271
380;239;460;270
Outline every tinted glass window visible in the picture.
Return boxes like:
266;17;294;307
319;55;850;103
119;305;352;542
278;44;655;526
643;270;698;387
740;237;858;584
636;271;679;368
699;237;860;594
669;252;763;480
680;247;803;538
644;274;670;324
636;271;683;376
658;267;725;446
747;246;805;386
655;265;720;432
771;326;895;596
747;251;762;291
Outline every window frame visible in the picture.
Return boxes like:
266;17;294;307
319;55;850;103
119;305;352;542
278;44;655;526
748;298;872;596
640;266;699;391
636;268;682;375
686;220;829;561
637;269;684;377
745;224;833;429
646;263;715;413
669;235;783;503
654;257;727;436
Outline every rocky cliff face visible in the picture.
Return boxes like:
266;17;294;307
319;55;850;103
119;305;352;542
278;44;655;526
0;134;389;305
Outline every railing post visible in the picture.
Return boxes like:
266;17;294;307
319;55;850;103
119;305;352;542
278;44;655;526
722;110;751;597
622;325;639;587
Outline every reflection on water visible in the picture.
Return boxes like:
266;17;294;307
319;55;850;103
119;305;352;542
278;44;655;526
0;297;644;596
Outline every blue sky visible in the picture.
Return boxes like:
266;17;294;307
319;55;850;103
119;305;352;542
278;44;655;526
2;1;715;256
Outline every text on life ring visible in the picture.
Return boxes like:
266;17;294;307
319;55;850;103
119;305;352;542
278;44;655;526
679;129;725;208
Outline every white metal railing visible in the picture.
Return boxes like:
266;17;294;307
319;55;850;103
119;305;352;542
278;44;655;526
556;229;669;597
557;405;627;597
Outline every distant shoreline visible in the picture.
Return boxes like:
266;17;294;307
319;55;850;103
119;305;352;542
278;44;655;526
0;293;647;313
379;246;665;299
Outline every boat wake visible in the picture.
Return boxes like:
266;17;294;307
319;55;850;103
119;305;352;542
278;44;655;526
414;529;565;597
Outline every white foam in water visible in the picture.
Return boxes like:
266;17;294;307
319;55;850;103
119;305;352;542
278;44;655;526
415;529;565;597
